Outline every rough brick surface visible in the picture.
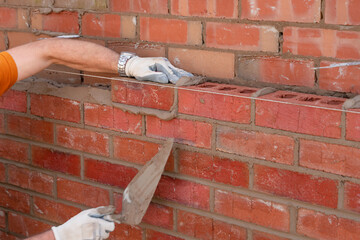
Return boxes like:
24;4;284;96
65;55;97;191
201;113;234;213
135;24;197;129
177;210;213;240
0;32;5;51
0;138;28;163
146;229;183;240
325;0;360;25
0;7;17;28
0;163;4;183
55;0;108;10
8;213;51;237
346;109;360;142
254;165;338;208
111;0;168;14
82;13;122;38
344;182;360;213
213;220;247;240
253;231;289;240
109;224;142;240
142;203;173;229
0;90;27;112
6;0;52;6
300;139;360;178
217;126;294;164
31;11;79;33
0;187;30;213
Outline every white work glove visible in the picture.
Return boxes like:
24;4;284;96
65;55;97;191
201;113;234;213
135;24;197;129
125;56;193;84
51;206;115;240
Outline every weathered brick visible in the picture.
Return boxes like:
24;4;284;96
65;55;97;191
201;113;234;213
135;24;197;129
111;0;168;14
112;80;175;110
57;178;110;207
56;125;109;156
140;17;202;45
0;231;17;240
109;224;142;240
344;182;360;214
8;213;50;237
206;22;278;52
297;208;360;240
31;146;81;176
325;0;360;25
6;115;54;143
0;32;5;51
55;0;108;10
253;231;289;240
17;8;29;29
242;0;321;22
7;32;50;48
146;229;183;240
31;94;81;123
31;11;79;33
168;48;235;79
0;187;30;213
0;113;3;133
254;165;338;208
6;0;52;6
238;57;315;87
0;90;27;112
256;91;343;138
283;27;360;60
215;190;290;231
33;197;81;224
300;139;360;178
179;83;254;123
177;210;213;240
84;103;142;135
213;220;247;240
0;7;17;28
319;61;360;93
0;163;4;183
0;138;28;163
142;203;173;230
179;150;249;187
171;0;238;18
84;158;138;188
155;176;210;210
8;165;53;195
82;13;122;38
216;126;294;165
346;110;360;141
0;210;5;228
147;116;212;149
107;41;166;57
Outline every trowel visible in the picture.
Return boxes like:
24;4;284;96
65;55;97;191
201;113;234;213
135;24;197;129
90;139;173;225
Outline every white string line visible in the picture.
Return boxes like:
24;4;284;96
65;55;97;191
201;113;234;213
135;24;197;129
44;69;360;115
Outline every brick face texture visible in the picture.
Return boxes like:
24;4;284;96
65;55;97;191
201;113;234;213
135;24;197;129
1;1;360;239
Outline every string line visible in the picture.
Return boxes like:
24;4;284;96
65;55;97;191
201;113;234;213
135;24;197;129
43;69;360;115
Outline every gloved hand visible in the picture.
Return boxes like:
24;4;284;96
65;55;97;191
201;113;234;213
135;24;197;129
125;56;193;84
51;206;115;240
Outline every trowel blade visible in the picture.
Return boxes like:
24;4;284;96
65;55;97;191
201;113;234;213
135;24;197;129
116;139;173;225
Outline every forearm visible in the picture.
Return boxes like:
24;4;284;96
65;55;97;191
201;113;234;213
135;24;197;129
25;230;55;240
7;38;119;81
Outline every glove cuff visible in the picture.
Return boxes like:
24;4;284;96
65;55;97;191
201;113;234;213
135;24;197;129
118;52;136;77
51;226;61;240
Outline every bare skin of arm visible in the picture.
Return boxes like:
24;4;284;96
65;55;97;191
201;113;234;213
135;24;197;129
6;38;120;81
25;230;55;240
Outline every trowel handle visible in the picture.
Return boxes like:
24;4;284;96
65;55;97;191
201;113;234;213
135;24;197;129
88;213;123;224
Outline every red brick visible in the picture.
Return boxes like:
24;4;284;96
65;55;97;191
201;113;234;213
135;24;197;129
0;187;30;213
344;182;360;214
142;203;173;230
0;32;5;52
8;165;53;196
82;13;122;38
253;231;289;240
84;103;142;135
146;229;183;240
155;176;210;210
0;138;28;163
214;190;290;231
56;125;109;156
238;57;315;87
256;91;343;138
0;113;4;133
31;11;79;33
300;139;360;178
254;165;338;208
108;41;166;58
31;146;81;176
31;94;81;123
177;210;212;240
179;84;254;123
0;163;4;183
325;0;360;25
206;22;278;52
140;17;201;45
109;224;142;240
168;48;235;79
147;116;212;149
319;61;360;93
33;197;81;224
8;213;50;237
57;178;110;207
216;126;294;165
111;0;168;14
213;220;247;240
0;231;17;240
171;0;238;18
112;81;175;111
7;32;51;48
242;0;321;22
297;208;360;240
283;27;360;60
85;158;138;188
179;150;249;187
0;7;17;28
0;210;5;228
7;115;54;143
0;90;27;112
346;109;360;142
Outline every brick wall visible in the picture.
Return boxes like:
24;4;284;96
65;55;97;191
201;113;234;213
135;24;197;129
0;0;360;240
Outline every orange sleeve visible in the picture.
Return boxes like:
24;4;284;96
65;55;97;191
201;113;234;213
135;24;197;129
0;51;18;96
